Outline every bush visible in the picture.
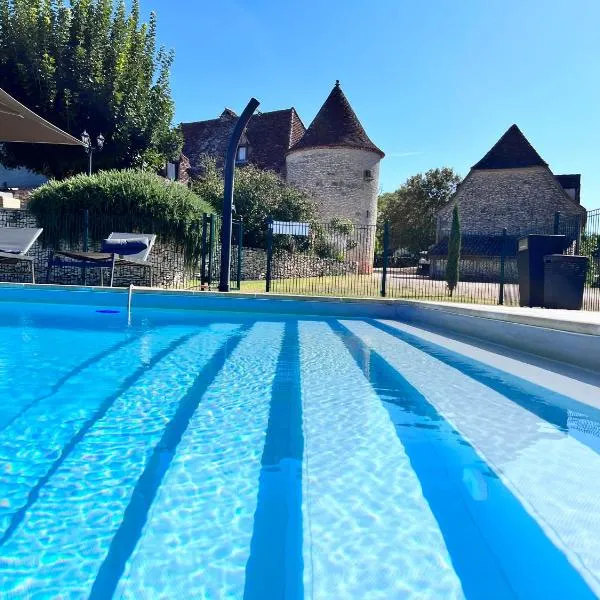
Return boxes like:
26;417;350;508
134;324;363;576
192;157;316;248
28;169;213;260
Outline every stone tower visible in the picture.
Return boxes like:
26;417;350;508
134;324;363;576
285;81;384;229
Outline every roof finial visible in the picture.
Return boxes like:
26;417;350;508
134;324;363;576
335;79;340;87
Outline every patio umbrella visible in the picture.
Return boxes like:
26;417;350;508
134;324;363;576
0;87;84;146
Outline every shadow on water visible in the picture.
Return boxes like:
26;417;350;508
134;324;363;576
244;321;304;600
331;320;596;600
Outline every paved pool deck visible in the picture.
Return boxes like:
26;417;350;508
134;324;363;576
405;300;600;336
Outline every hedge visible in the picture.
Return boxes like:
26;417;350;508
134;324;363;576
28;169;214;260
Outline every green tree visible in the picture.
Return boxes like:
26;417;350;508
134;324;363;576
192;157;317;248
377;167;460;254
446;204;461;296
0;0;181;178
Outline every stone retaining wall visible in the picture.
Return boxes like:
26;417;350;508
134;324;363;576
209;247;358;282
1;209;358;287
0;209;188;287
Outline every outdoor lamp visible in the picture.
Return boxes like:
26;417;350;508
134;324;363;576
81;130;91;149
81;130;105;175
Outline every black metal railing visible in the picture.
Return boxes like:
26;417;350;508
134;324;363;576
1;207;599;311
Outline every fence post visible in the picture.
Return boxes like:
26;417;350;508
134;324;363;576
381;221;389;297
236;218;243;291
553;211;561;235
499;227;507;305
265;218;273;293
200;214;208;287
207;213;215;288
81;208;89;285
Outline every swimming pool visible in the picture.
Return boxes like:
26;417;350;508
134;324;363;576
1;290;600;599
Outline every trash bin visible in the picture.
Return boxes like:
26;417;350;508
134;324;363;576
517;235;566;307
543;255;589;310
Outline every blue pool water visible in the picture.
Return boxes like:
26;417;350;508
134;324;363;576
1;296;600;599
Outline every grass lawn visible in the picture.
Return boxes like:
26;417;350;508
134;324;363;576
229;275;517;305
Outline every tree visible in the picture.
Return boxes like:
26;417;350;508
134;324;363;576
446;204;461;296
0;0;181;178
192;157;317;248
377;167;460;254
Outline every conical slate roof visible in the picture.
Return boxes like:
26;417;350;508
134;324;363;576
472;124;547;170
290;81;384;157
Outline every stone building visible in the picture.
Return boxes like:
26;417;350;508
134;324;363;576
430;125;587;282
180;81;384;230
436;124;586;234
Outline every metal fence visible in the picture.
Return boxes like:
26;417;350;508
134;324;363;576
259;210;599;310
0;209;242;290
1;207;599;311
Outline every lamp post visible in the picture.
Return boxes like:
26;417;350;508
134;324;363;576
81;130;105;175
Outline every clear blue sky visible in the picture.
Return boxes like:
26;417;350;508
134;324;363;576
139;0;600;210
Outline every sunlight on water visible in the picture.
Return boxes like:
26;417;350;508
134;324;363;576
0;299;599;599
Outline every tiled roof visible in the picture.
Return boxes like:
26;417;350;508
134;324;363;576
181;108;305;176
472;124;547;170
289;81;384;157
246;109;304;173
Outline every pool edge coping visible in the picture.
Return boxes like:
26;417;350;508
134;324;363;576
0;281;599;336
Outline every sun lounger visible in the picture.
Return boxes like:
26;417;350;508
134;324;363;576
46;232;156;287
0;227;43;283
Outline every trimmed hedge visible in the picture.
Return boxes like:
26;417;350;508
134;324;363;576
28;169;214;260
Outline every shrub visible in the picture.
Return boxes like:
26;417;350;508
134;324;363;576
192;157;316;248
28;169;213;260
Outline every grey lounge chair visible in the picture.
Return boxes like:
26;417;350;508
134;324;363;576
47;232;156;287
0;227;43;283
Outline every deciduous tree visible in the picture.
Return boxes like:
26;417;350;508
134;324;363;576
0;0;181;178
378;167;460;254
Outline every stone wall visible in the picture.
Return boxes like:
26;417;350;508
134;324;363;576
286;146;380;228
209;247;358;282
1;209;359;287
430;257;518;283
437;166;587;234
0;208;189;287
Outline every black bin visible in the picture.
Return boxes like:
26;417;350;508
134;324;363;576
517;235;566;307
544;255;588;310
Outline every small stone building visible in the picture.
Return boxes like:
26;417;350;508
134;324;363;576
436;124;586;234
431;125;586;282
180;81;384;230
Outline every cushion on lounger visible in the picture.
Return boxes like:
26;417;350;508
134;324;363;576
101;237;149;255
0;244;23;254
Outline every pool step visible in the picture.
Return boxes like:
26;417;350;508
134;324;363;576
297;321;465;599
0;324;241;599
115;322;285;599
0;327;124;430
0;327;187;538
343;319;600;599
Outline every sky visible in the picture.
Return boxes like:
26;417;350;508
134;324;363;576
138;0;600;210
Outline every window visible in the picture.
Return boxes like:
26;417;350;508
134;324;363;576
236;146;247;163
363;169;373;181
